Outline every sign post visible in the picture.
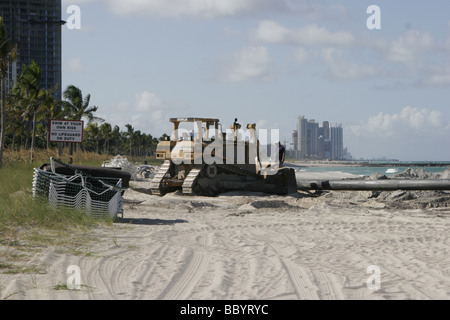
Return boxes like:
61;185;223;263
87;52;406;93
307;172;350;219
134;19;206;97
49;119;84;143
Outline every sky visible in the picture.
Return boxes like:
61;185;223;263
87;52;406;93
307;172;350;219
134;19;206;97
61;0;450;161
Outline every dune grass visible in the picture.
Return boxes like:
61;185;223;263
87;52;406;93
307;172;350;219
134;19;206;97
0;164;100;232
0;149;144;278
0;149;112;231
2;148;110;168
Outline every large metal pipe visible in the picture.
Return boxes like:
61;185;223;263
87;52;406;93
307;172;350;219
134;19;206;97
297;179;450;191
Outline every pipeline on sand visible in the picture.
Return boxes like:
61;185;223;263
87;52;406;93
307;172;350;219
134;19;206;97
297;179;450;191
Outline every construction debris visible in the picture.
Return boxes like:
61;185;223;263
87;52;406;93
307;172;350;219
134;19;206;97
102;155;139;180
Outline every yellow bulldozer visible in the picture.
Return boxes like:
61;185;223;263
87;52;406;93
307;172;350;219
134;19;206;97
150;117;297;196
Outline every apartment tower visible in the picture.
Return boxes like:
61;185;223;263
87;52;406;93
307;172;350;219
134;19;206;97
0;0;63;97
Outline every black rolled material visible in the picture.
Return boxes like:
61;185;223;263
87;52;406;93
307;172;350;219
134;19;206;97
39;163;131;189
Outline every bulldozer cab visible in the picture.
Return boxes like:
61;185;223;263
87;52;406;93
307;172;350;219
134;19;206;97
156;117;250;161
156;117;265;169
170;117;220;142
156;118;219;161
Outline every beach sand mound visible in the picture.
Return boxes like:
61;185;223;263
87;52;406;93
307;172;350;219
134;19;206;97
390;168;437;179
372;190;450;210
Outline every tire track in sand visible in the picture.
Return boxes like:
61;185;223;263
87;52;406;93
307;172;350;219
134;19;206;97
251;225;348;300
158;233;212;300
252;229;320;300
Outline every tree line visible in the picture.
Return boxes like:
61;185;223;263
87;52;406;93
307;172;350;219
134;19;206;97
0;18;166;168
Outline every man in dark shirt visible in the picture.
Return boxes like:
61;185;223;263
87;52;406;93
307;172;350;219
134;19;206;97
278;142;285;166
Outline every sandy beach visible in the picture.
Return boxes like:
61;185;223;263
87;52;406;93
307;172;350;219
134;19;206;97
1;167;449;300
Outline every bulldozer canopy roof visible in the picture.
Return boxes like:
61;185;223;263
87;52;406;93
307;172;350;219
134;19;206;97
170;117;220;124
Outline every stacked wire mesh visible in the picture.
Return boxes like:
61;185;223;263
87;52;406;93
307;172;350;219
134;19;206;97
32;158;124;220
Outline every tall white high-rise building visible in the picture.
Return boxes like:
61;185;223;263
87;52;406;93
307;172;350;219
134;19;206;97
307;119;319;158
331;124;344;160
297;115;308;158
292;116;345;160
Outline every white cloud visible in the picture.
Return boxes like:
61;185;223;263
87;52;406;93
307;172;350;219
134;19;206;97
221;26;243;38
385;29;435;65
291;1;349;21
62;0;96;4
67;58;83;72
94;0;349;20
347;106;450;160
217;46;272;82
134;91;163;114
350;106;446;138
251;20;289;44
251;20;355;47
322;48;379;80
250;22;449;87
420;65;450;87
104;91;172;137
107;0;290;18
293;47;308;64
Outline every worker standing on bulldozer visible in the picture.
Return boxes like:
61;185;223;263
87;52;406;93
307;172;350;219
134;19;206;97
278;142;286;166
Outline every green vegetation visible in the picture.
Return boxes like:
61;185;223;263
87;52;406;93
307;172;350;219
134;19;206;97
0;17;18;168
0;164;98;231
0;156;97;262
0;149;152;280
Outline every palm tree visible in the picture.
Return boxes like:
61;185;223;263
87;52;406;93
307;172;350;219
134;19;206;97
63;85;104;154
6;89;24;150
63;85;103;123
84;122;100;153
99;122;112;154
125;124;134;157
141;133;152;157
0;17;18;168
160;133;170;141
41;90;63;149
110;125;121;155
11;61;50;162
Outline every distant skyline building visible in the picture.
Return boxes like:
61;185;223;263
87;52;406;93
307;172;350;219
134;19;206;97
297;115;307;159
0;0;63;97
322;121;330;139
292;130;298;152
307;119;319;158
288;115;348;160
331;124;344;160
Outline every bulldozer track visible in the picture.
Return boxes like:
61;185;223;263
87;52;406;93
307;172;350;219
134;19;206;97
150;160;172;196
182;166;204;195
182;164;262;196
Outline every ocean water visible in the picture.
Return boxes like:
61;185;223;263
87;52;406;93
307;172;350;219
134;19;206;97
288;163;450;177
